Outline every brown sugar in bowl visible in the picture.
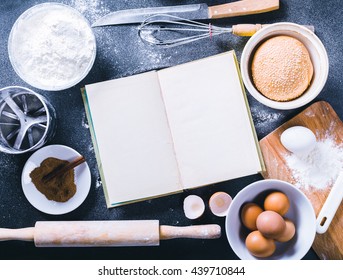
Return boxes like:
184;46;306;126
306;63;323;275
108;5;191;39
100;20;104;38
240;23;329;110
251;35;313;102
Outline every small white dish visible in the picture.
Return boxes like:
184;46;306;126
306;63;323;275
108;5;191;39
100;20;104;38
240;22;329;110
21;144;91;215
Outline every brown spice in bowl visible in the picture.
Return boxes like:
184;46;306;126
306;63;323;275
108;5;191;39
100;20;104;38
251;35;313;101
30;157;76;202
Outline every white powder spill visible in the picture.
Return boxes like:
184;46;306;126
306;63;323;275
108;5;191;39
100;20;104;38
95;177;102;189
82;113;90;129
305;110;316;117
70;0;110;23
250;106;283;135
285;137;343;190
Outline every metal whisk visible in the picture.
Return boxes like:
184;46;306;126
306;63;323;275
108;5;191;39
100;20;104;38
138;14;314;48
138;14;233;47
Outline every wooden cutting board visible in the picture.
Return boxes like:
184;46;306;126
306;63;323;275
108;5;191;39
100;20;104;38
259;101;343;260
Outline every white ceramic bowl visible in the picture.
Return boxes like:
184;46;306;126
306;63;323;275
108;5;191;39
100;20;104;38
240;22;329;110
8;3;96;91
21;145;91;215
226;179;316;260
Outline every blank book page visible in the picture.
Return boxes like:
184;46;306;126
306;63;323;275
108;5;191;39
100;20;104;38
158;52;262;189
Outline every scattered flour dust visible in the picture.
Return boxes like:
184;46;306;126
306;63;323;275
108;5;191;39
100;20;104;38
285;137;343;190
250;106;283;134
70;0;110;22
95;177;102;189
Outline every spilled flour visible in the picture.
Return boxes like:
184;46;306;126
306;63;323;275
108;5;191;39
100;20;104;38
70;0;110;22
285;137;343;190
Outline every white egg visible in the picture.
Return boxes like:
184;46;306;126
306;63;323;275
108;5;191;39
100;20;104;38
280;126;316;157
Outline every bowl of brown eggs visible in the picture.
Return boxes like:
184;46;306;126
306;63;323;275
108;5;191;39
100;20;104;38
226;179;316;260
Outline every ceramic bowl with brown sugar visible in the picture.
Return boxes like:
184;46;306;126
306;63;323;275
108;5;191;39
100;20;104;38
240;22;329;110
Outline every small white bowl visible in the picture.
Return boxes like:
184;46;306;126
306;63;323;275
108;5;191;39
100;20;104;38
21;145;91;215
240;22;329;110
226;179;316;260
8;3;96;91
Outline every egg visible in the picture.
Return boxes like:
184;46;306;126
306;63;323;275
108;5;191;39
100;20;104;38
280;126;316;157
209;191;232;217
245;230;276;258
240;203;263;230
276;219;296;242
256;210;286;239
264;191;290;216
183;195;205;219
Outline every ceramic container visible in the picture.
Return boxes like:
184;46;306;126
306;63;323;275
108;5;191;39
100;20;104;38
8;3;96;91
240;22;329;110
226;179;316;260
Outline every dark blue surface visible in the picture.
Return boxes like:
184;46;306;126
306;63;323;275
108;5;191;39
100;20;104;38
1;0;341;260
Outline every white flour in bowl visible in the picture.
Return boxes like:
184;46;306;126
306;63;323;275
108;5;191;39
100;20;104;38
8;3;96;90
285;137;343;190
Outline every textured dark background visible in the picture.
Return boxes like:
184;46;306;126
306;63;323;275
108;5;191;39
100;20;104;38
0;0;341;260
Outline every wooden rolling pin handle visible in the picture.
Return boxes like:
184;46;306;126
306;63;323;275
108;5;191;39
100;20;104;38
0;227;34;242
208;0;279;19
232;24;315;36
159;224;221;240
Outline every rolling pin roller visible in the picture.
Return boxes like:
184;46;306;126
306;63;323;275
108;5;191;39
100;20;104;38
0;220;221;247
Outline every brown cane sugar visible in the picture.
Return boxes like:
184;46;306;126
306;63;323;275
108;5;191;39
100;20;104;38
30;157;76;202
251;35;313;101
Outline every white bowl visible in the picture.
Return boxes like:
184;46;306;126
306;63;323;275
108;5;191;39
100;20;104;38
240;22;329;110
226;179;316;260
21;145;91;215
8;3;96;91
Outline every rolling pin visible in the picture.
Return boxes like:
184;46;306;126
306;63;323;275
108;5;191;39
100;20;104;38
0;220;221;247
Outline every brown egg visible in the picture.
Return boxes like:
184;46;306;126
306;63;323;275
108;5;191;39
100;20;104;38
256;211;286;239
241;203;263;230
276;219;296;242
245;230;276;258
264;191;290;216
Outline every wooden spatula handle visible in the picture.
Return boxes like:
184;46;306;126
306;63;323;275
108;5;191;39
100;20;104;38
0;227;34;241
232;24;263;36
208;0;279;19
159;224;221;240
232;24;315;36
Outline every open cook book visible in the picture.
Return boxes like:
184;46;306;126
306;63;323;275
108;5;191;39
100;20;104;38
82;51;265;208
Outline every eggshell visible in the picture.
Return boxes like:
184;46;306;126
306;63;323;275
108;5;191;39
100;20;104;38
183;195;205;219
245;230;276;258
280;126;316;157
240;203;263;230
209;191;232;217
276;219;296;242
264;191;290;216
256;210;286;239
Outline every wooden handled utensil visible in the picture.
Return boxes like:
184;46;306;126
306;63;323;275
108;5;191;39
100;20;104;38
138;14;314;47
0;220;221;247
